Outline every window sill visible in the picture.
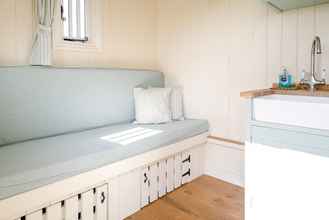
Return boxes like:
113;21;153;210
54;39;102;53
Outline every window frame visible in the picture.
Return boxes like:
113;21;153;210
60;0;89;43
53;0;104;52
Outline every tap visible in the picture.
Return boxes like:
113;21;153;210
300;36;326;92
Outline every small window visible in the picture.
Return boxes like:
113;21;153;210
61;0;88;42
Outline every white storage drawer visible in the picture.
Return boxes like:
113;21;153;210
141;156;179;208
140;146;202;209
15;184;108;220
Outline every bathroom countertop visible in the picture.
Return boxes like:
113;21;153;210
240;86;329;98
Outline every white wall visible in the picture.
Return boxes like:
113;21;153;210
157;0;329;142
3;0;329;143
0;0;157;69
205;139;245;187
0;0;33;65
2;0;329;186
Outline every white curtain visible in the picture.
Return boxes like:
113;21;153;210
31;0;57;66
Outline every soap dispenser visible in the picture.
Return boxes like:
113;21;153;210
279;67;293;88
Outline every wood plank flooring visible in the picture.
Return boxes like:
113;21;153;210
126;175;244;220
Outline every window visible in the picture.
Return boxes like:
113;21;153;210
61;0;88;42
54;0;103;51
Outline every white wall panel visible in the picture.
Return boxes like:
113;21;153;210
282;9;298;80
267;6;283;86
205;141;244;187
297;7;316;80
315;3;329;82
158;1;329;143
0;0;158;69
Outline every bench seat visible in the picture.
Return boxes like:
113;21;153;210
0;119;209;200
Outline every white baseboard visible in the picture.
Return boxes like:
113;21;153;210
204;138;245;187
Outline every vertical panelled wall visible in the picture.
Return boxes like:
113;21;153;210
0;0;33;65
268;3;329;86
2;0;329;142
157;0;329;142
0;0;157;69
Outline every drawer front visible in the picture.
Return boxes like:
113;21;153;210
181;151;192;185
251;125;329;157
16;184;108;220
141;157;176;208
140;146;204;209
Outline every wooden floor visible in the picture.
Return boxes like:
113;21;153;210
126;175;244;220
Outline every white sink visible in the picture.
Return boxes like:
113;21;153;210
253;94;329;130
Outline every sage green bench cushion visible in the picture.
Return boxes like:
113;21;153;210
0;66;164;146
0;119;209;200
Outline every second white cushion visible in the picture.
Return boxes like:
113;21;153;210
170;87;185;121
134;87;172;124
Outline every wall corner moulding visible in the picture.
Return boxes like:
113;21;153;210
266;0;329;11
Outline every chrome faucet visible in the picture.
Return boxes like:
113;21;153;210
300;36;326;92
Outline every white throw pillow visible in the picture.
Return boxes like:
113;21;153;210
134;88;172;124
170;87;185;121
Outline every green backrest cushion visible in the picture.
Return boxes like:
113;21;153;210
0;66;164;146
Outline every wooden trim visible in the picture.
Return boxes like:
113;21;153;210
240;89;274;98
208;136;244;146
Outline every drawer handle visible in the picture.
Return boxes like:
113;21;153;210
101;192;106;204
182;155;191;163
144;173;148;183
182;169;191;177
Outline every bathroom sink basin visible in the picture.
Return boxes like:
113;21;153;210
253;95;329;130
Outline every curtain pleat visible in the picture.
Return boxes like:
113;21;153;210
31;0;57;66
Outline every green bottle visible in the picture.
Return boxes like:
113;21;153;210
279;68;293;88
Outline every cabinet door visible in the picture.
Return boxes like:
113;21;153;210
108;178;120;220
181;151;192;185
246;142;282;220
96;185;108;220
174;153;182;189
14;184;108;220
149;163;159;203
81;190;95;220
158;160;167;198
119;169;141;219
141;166;150;208
244;142;329;220
166;157;175;193
64;196;79;220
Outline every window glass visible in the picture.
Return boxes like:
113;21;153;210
61;0;88;42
